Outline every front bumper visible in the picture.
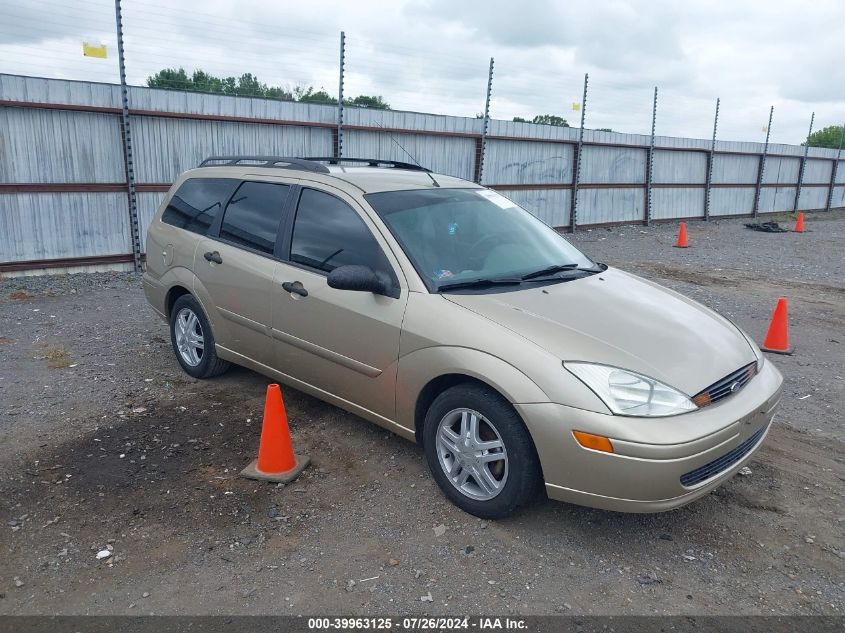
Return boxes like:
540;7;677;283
516;360;783;513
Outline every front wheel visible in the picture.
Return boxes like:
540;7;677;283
169;294;230;379
423;383;542;519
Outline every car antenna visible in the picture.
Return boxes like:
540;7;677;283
373;121;440;187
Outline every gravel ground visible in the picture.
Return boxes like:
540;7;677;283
0;210;843;616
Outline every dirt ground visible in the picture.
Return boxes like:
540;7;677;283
0;210;843;616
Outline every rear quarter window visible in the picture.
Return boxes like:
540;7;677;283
161;178;239;235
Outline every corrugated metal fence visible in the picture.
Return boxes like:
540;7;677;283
2;73;843;273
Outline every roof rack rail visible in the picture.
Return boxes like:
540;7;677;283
303;157;430;172
198;156;331;173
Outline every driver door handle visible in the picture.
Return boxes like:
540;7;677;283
203;251;223;264
282;281;308;297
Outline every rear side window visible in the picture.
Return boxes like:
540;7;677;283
161;178;238;235
290;188;393;276
219;181;290;255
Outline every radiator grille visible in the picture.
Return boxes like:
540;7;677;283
680;424;768;487
693;362;757;408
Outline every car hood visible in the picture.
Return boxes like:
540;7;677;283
443;267;757;396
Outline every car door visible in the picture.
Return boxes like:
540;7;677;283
194;180;292;367
271;185;408;420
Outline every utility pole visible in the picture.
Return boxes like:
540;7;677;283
114;0;142;273
569;73;588;232
645;86;658;226
476;57;494;184
793;111;814;214
704;97;720;221
336;31;345;159
753;106;774;218
825;122;844;212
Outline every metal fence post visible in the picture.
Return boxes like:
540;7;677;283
753;106;774;218
476;57;494;185
336;31;345;159
114;0;142;273
704;97;720;221
645;86;658;226
793;111;814;214
825;122;844;212
569;73;588;233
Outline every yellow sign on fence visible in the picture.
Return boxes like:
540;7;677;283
572;102;581;112
82;42;108;59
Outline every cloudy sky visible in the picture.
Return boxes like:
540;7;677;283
2;0;843;145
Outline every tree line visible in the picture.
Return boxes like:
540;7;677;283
146;68;390;109
146;68;841;144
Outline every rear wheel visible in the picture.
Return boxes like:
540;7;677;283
423;383;542;519
169;294;230;379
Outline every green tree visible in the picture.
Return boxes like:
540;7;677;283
345;95;390;109
530;114;569;127
146;67;190;90
146;67;294;100
294;86;336;105
805;125;845;149
512;115;569;127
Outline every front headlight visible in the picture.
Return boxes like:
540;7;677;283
564;362;697;417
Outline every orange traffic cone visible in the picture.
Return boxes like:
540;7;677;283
794;212;805;233
760;297;793;355
674;222;689;248
240;384;310;482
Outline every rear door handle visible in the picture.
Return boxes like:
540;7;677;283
282;281;308;297
203;251;223;264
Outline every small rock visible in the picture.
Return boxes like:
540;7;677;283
142;592;150;598
267;507;279;519
636;574;662;586
682;554;697;562
96;549;112;560
462;546;475;556
388;558;400;567
14;578;24;588
421;592;433;602
432;524;446;537
659;533;673;541
738;466;752;476
805;536;815;544
346;580;356;592
480;521;489;529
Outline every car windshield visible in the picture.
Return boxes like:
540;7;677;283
365;188;595;290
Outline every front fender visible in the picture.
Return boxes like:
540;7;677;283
395;345;550;432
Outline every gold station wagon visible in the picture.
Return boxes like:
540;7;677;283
143;156;783;518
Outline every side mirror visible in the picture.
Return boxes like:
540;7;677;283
327;265;389;295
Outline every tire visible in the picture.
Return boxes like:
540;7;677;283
169;294;230;379
423;383;542;519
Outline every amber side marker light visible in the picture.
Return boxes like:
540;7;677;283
692;392;711;408
572;431;614;453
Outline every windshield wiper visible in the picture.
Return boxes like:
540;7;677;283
437;277;523;292
520;263;581;280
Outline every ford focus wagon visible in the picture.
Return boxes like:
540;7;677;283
143;156;783;518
